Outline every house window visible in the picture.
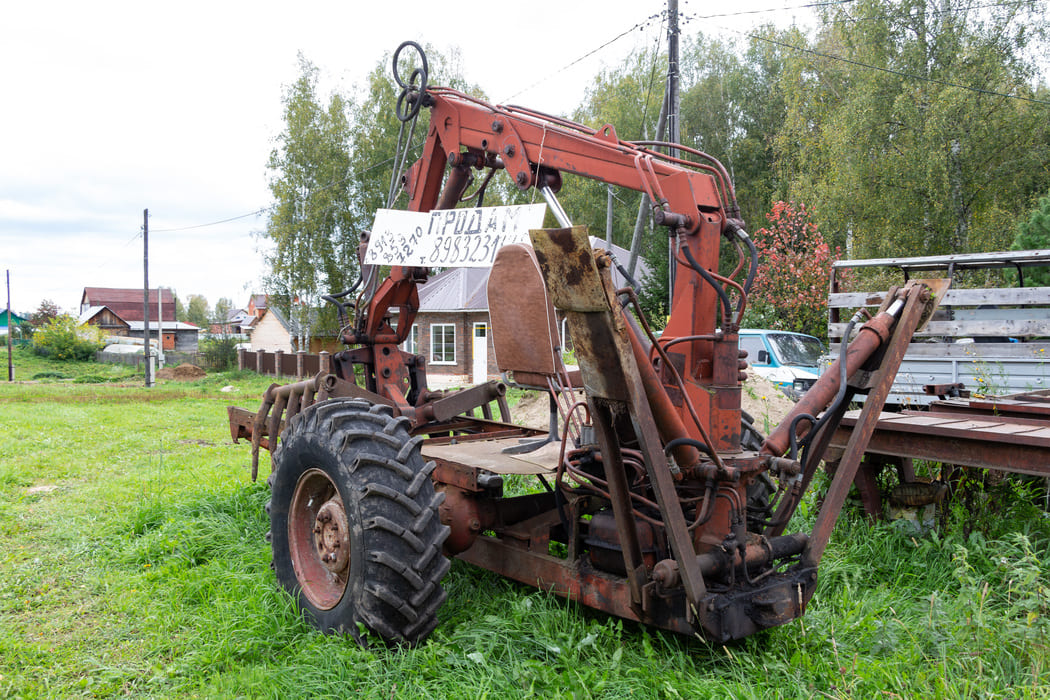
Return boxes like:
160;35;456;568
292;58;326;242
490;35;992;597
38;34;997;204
430;324;456;365
403;324;419;355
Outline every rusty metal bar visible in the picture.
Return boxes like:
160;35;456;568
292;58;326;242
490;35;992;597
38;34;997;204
418;380;508;423
803;283;932;568
588;398;648;609
830;411;1050;478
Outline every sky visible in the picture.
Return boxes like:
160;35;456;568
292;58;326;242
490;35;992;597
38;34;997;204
0;0;815;317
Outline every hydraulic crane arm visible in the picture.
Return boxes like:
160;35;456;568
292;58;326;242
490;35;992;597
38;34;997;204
403;87;739;232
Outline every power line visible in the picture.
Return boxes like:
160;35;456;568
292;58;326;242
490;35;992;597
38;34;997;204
680;0;856;24
150;153;400;234
150;207;270;233
501;14;664;104
145;0;1049;235
746;30;1050;105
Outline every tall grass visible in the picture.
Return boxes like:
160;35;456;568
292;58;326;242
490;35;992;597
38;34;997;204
0;360;1048;697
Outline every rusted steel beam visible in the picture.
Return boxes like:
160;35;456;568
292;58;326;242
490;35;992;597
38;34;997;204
456;534;694;636
530;225;708;614
803;283;933;569
417;380;509;423
227;405;256;443
830;413;1050;478
588;399;648;610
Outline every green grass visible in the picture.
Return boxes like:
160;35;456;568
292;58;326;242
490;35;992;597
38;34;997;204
0;355;1048;697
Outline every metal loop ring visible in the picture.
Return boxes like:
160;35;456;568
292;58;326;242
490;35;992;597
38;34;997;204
393;42;428;122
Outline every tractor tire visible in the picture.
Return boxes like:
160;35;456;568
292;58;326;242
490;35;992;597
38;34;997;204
268;398;450;646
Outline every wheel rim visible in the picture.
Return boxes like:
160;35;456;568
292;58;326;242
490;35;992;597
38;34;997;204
288;468;350;610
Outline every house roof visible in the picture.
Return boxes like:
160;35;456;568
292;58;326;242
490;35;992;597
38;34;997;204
418;267;490;312
78;306;125;326
414;238;648;314
0;310;28;325
81;287;176;322
247;306;292;333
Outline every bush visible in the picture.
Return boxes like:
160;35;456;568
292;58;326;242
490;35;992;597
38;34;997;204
743;201;846;340
32;315;105;361
200;335;238;371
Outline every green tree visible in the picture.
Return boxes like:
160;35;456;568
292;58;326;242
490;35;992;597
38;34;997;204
263;54;356;351
774;0;1050;257
680;32;786;229
263;47;484;349
1010;188;1050;285
213;297;234;325
184;294;210;330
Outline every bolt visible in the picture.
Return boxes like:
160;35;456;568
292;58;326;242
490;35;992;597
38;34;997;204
313;526;322;534
469;518;481;532
492;120;503;133
332;541;340;549
516;171;528;187
319;511;331;523
503;144;515;157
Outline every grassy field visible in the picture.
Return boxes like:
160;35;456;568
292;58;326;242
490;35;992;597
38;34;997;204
1;346;1048;698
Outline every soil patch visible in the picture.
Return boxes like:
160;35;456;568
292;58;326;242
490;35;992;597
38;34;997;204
741;373;795;434
156;363;207;381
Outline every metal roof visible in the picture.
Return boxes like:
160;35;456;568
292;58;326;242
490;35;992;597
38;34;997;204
81;287;176;322
415;238;648;313
418;267;490;312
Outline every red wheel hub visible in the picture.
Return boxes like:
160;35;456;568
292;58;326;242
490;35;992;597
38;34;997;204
287;468;350;610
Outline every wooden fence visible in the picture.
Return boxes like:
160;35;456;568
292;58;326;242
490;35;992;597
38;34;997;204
237;348;333;379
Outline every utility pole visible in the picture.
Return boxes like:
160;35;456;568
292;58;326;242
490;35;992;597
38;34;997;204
666;0;681;312
6;270;12;382
143;208;152;387
158;285;164;367
667;0;681;157
627;91;669;279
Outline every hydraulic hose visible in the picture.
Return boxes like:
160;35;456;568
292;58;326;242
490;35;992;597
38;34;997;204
680;239;732;327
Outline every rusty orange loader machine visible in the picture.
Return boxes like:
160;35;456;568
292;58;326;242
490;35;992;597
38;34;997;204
228;43;946;646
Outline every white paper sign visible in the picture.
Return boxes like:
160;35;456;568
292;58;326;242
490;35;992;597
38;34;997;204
364;203;547;267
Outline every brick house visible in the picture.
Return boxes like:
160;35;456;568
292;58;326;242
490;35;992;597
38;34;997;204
399;267;496;388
